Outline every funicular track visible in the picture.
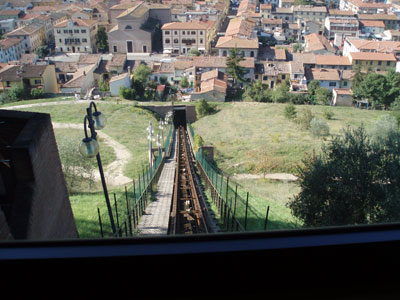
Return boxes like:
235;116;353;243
168;126;211;235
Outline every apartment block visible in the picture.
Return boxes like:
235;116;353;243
54;19;98;53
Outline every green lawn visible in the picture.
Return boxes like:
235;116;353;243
8;101;161;180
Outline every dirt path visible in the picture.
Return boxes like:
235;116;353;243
232;173;298;181
53;122;132;186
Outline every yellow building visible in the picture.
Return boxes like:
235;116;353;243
0;64;59;93
348;52;397;71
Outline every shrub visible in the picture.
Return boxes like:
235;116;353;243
309;117;330;138
369;114;398;143
194;134;204;151
119;86;136;100
322;108;334;120
196;98;216;118
296;108;314;130
30;88;45;99
284;103;297;120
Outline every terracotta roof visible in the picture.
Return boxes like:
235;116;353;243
0;9;22;16
226;17;255;38
215;36;258;49
304;33;335;53
5;24;43;36
0;38;22;50
315;55;351;66
358;13;399;20
55;62;78;73
307;68;340;81
262;18;283;25
77;54;101;64
349;51;397;61
328;9;355;16
108;53;127;67
117;2;148;18
200;78;227;94
162;21;215;30
293;5;327;12
0;64;49;82
360;20;385;28
334;88;353;95
348;39;400;52
260;3;272;10
54;19;97;27
109;72;129;82
274;48;286;60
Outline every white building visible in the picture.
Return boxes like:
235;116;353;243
109;72;131;96
0;38;24;62
54;19;98;53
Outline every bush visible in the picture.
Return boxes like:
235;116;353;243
196;98;216;118
309;117;330;138
322;108;334;120
9;84;30;102
284;103;297;120
296;108;314;130
30;88;45;99
194;134;204;151
369;114;398;143
119;86;136;100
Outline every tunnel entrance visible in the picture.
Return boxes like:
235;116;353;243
173;106;187;129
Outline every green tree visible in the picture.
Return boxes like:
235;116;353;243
180;76;189;88
119;86;136;100
96;26;109;53
355;73;390;108
35;45;49;58
284;102;297;120
196;98;216;118
243;80;273;102
188;49;201;56
309;117;330;138
307;80;320;96
133;64;152;85
314;87;332;105
9;84;30;101
288;126;400;227
99;79;109;91
226;48;246;88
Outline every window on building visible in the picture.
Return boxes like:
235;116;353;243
387;61;391;66
200;39;203;43
113;45;117;52
81;29;86;33
191;31;196;35
125;25;132;30
74;29;79;33
200;31;203;35
174;31;178;35
174;39;178;43
182;31;185;35
165;31;170;35
82;38;87;43
57;29;61;33
378;61;382;65
329;82;337;87
34;79;41;84
165;38;170;44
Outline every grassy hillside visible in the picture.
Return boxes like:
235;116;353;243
193;102;388;175
192;102;388;230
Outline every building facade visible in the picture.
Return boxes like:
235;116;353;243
162;21;214;55
54;19;98;53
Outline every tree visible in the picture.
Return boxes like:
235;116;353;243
133;64;152;85
355;73;390;108
58;137;96;192
99;79;109;92
287;126;400;227
96;26;109;53
196;98;216;118
314;87;332;105
35;45;49;59
307;80;320;96
180;76;189;88
309;117;330;138
243;80;273;102
188;49;201;56
284;102;297;120
119;86;136;100
226;48;246;88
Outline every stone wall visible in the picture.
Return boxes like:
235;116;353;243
0;110;78;240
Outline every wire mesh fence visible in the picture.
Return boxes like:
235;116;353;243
98;124;174;238
188;122;270;232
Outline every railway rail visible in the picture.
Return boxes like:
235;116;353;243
168;126;212;235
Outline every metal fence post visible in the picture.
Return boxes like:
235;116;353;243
264;206;270;230
244;192;249;231
97;207;103;238
114;193;120;236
